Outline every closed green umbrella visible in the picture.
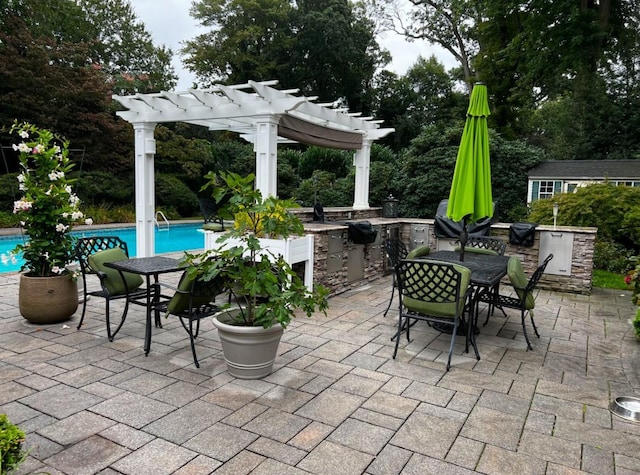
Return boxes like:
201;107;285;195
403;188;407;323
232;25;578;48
446;83;493;260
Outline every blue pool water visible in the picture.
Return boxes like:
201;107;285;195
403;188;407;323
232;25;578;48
0;223;205;274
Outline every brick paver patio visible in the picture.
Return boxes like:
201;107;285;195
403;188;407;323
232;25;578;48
2;262;640;474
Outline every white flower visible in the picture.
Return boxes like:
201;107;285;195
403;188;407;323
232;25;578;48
69;194;80;206
71;211;84;220
53;145;61;154
51;266;63;275
14;143;30;153
85;218;94;226
19;130;29;139
17;173;25;183
43;252;49;260
18;183;26;191
48;171;64;181
33;144;45;154
55;223;68;233
13;200;32;213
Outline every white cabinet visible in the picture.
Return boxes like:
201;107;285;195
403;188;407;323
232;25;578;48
539;231;573;276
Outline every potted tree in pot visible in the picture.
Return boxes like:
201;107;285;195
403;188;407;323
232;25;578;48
9;122;92;323
181;171;329;378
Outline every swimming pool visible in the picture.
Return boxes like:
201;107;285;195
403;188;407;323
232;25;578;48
0;223;205;274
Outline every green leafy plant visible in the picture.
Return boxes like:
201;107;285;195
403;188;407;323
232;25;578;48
10;122;92;277
182;171;329;328
633;308;640;339
624;256;640;306
0;414;27;474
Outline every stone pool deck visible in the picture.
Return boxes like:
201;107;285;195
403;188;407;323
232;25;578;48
2;264;640;474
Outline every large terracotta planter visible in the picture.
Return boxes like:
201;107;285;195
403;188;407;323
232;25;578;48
19;273;78;324
212;308;284;379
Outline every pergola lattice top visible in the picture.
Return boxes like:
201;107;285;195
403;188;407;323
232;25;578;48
114;80;392;148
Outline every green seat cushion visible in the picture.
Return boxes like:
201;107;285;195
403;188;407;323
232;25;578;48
166;272;218;315
453;245;498;256
507;256;535;309
406;245;431;259
202;222;224;231
87;248;143;296
404;263;471;317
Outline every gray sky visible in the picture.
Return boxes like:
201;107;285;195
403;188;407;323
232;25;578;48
129;0;456;91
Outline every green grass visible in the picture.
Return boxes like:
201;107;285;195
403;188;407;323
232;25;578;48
592;269;630;290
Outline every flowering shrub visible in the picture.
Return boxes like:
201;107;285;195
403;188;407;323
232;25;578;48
624;256;640;306
11;122;92;277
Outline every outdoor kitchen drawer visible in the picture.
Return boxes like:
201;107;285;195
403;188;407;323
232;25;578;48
539;231;573;276
327;231;344;273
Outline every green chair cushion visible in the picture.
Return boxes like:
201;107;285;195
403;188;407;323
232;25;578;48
404;263;471;317
202;223;224;231
87;248;143;296
507;256;535;309
166;272;216;315
453;245;498;256
406;245;431;259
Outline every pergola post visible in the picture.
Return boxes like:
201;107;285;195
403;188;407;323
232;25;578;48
254;115;279;198
352;139;373;209
132;122;157;257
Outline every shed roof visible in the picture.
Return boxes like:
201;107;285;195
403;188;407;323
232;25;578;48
528;160;640;180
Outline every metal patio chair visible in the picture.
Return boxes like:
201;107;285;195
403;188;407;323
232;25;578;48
74;236;148;341
393;259;473;371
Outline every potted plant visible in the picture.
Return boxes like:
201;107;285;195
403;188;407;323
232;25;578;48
182;171;329;378
0;414;27;474
9;122;92;323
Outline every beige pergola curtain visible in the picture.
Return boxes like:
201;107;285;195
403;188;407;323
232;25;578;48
278;115;363;150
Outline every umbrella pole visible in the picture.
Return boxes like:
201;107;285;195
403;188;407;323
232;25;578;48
459;215;469;261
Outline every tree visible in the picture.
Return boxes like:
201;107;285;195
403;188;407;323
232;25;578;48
184;0;296;86
394;123;546;221
374;0;480;89
79;0;177;93
184;0;386;111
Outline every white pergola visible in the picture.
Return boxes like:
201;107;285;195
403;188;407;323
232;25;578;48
113;80;394;257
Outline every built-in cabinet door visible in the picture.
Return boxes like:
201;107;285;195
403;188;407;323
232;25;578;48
348;244;365;282
409;224;429;250
327;231;344;273
539;231;574;276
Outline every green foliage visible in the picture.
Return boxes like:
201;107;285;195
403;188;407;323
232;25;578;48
185;172;329;328
83;204;135;224
74;171;133;206
633;308;640;339
155;174;198;217
0;414;27;475
394;123;546;221
592;269;629;290
10;122;91;276
528;183;640;248
297;147;351;179
625;256;640;306
593;239;633;273
295;171;352;207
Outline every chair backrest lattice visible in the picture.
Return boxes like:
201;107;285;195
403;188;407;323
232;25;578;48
398;259;464;305
198;198;225;226
458;236;506;255
525;253;554;295
75;236;129;274
384;238;408;269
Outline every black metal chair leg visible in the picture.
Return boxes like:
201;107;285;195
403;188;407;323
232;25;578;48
77;293;88;330
521;310;533;351
383;283;396;317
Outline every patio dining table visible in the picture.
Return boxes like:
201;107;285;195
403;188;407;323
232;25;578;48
423;250;510;357
105;256;185;356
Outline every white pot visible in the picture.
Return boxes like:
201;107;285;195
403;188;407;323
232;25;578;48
212;308;284;379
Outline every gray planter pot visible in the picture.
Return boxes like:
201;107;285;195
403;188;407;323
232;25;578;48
212;308;284;379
